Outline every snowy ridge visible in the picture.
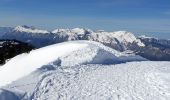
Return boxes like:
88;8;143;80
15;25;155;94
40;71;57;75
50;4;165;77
0;41;146;87
113;31;144;46
0;41;87;87
14;25;49;34
88;31;144;51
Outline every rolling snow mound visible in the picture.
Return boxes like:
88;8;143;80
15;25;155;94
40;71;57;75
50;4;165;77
0;40;146;87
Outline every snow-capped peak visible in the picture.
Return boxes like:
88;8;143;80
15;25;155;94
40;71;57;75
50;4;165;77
112;31;138;43
113;31;145;47
14;25;49;34
52;28;92;35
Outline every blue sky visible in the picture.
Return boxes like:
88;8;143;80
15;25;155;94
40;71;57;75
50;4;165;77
0;0;170;35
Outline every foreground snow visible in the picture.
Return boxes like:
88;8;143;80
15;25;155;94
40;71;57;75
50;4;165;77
31;61;170;100
2;61;170;100
0;41;145;87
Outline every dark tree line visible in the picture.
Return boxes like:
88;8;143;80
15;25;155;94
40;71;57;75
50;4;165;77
0;39;35;64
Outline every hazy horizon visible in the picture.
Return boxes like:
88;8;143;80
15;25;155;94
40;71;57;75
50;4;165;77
0;0;170;39
0;25;170;39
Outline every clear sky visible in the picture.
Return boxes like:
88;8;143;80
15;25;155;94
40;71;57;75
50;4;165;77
0;0;170;34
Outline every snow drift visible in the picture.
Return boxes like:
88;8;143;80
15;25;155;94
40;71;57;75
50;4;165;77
0;40;146;87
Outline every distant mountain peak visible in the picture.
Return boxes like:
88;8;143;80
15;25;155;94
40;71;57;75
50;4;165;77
1;26;145;50
113;31;145;47
14;25;49;34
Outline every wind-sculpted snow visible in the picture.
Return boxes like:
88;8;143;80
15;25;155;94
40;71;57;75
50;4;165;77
0;41;87;87
0;41;146;87
30;61;170;100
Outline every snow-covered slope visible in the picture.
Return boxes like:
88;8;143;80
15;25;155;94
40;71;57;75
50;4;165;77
30;61;170;100
3;61;170;100
89;31;144;51
0;41;87;87
14;25;49;34
0;41;146;87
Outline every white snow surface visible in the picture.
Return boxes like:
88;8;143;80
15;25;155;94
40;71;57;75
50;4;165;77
0;41;146;87
0;41;87;87
30;61;170;100
1;61;170;100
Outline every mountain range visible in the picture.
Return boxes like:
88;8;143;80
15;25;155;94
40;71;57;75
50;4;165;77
0;25;169;61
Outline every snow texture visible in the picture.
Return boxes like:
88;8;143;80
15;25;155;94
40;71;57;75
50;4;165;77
30;61;170;100
2;61;170;100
